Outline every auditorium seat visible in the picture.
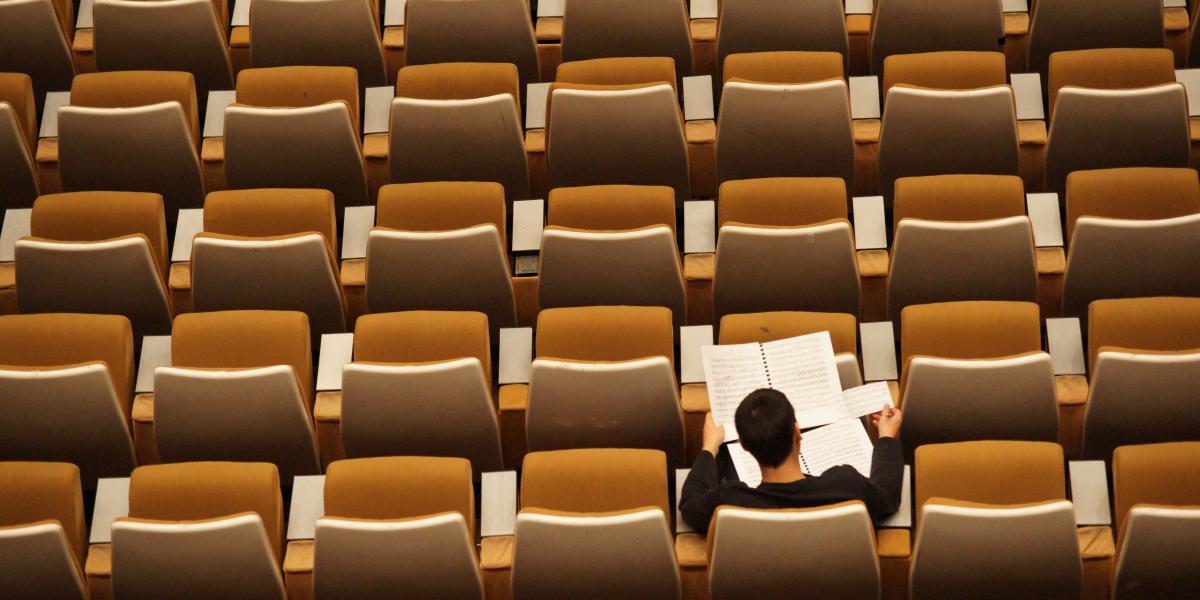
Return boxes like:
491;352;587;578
715;0;848;85
340;311;504;473
881;51;1007;96
303;456;483;599
711;178;859;320
365;182;517;332
911;441;1082;599
538;185;686;323
92;0;234;99
1046;48;1176;119
191;188;347;335
1062;168;1200;317
707;502;879;600
249;0;387;86
1027;0;1165;74
0;313;135;487
870;0;1005;76
887;175;1037;320
721;50;845;86
58;71;205;216
0;0;75;104
109;461;285;599
0;461;87;600
152;310;320;480
391;63;530;204
225;66;369;208
561;0;692;77
0;72;39;209
15;191;173;336
405;0;540;87
1081;297;1200;460
1111;442;1200;598
898;300;1057;458
524;306;686;466
507;448;678;599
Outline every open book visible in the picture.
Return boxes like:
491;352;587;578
727;419;875;487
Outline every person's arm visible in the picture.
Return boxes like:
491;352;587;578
679;413;727;533
863;405;905;516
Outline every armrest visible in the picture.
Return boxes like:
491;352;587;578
0;208;32;262
1176;69;1200;118
511;199;544;254
286;475;326;541
202;91;236;139
481;470;518;537
498;327;533;385
525;83;552;130
39;91;71;139
498;383;528;413
135;335;172;394
363;86;394;135
848;76;881;120
314;391;342;423
679;325;713;385
876;528;911;558
84;543;111;579
231;0;250;26
683;75;715;122
876;465;912;528
859;321;899;382
341;205;375;260
171;208;204;263
1045;318;1086;376
845;0;873;14
89;477;131;544
132;393;155;423
383;0;405;26
1026;193;1063;248
76;0;94;28
683;200;715;254
316;333;355;392
1011;73;1044;121
480;536;514;570
1069;460;1112;526
536;0;563;18
282;540;315;575
675;468;695;533
690;0;717;19
1002;0;1028;11
852;196;887;250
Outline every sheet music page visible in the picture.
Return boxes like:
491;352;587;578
798;419;874;477
761;332;844;428
839;381;895;420
701;342;769;439
727;442;763;487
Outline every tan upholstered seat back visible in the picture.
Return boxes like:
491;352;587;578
520;448;669;516
0;462;85;564
353;311;492;382
717;0;847;83
0;73;37;152
718;311;857;354
70;70;200;145
1112;442;1200;537
721;51;844;85
29;191;168;283
535;305;674;367
901;301;1041;365
1087;297;1200;372
1046;48;1175;117
324;456;475;533
236;66;361;126
0;0;75;103
376;182;508;248
0;74;39;209
395;62;522;111
869;0;1004;75
1064;168;1200;243
405;0;539;86
249;0;387;86
561;0;691;75
718;178;847;228
882;51;1007;96
892;174;1025;228
547;184;676;237
1027;0;1164;75
557;57;677;91
914;441;1065;527
203;188;339;259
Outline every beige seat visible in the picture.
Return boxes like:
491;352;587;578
1061;168;1200;317
0;462;87;600
548;84;690;206
1082;298;1200;460
405;0;539;86
513;448;678;599
561;0;691;76
538;185;685;324
899;301;1057;457
15;191;172;337
878;86;1018;203
715;0;848;84
719;310;863;389
1111;443;1200;599
881;51;1008;97
0;73;39;209
58;71;204;217
528;306;685;466
225;66;369;209
0;0;75;103
914;440;1069;523
111;461;285;599
708;502;878;600
870;0;1004;76
192;189;347;335
716;79;854;188
0;313;136;487
365;182;517;333
1028;0;1164;74
1045;84;1189;197
887;176;1037;321
153;311;320;481
249;0;387;86
712;178;859;320
341;311;504;473
313;457;482;599
1046;48;1177;120
93;0;234;98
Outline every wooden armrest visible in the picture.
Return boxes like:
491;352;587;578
1018;120;1048;146
340;259;366;288
1078;526;1114;560
283;540;315;575
853;119;881;144
200;137;224;164
1035;247;1065;275
498;384;528;412
383;25;405;49
525;129;546;153
535;18;562;42
168;262;191;292
314;391;342;423
680;383;710;414
674;533;707;568
1003;12;1030;35
84;543;111;578
857;249;889;278
685;120;716;145
480;535;515;570
689;19;717;42
683;253;714;282
229;26;249;48
1055;375;1088;406
363;133;388;159
132;393;154;424
36;138;58;165
73;29;94;52
1165;7;1190;32
876;528;910;559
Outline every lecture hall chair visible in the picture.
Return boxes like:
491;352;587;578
249;0;387;86
0;461;88;600
869;0;1005;76
405;0;541;88
0;0;75;105
714;0;848;86
561;0;693;77
0;73;40;210
1027;0;1165;75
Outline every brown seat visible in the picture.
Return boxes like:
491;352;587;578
870;0;1004;75
881;51;1007;97
0;73;39;209
405;0;539;87
1046;48;1176;118
716;0;848;84
0;461;87;599
1027;0;1165;75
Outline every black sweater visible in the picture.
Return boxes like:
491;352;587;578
679;437;905;534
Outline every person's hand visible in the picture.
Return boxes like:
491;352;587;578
871;404;902;439
702;412;726;455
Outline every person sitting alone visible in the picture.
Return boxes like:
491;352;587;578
680;388;904;533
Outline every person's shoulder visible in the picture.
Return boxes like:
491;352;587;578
812;465;871;482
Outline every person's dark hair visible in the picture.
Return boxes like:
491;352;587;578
734;388;797;468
